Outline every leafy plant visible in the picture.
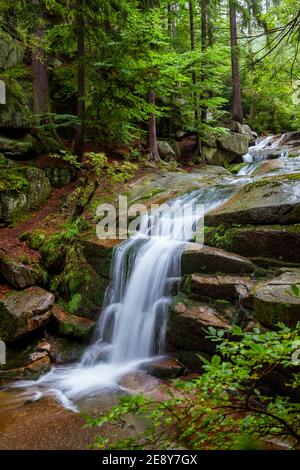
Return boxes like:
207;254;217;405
87;323;300;450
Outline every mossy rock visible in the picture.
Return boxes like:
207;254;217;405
0;134;42;158
55;242;107;319
21;230;67;274
52;304;95;339
205;174;300;226
205;224;300;263
0;166;51;224
0;253;46;289
242;269;300;328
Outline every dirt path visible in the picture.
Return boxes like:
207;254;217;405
0;183;76;262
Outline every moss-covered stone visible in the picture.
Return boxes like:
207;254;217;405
0;167;51;224
204;224;300;262
0;251;46;289
52;304;95;339
182;243;254;276
205;174;300;226
242;269;300;328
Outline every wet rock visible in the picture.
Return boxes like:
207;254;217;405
182;243;254;276
242;269;300;328
167;299;230;353
0;356;51;383
185;274;253;301
52;304;95;339
143;357;184;379
205;175;300;226
278;131;300;147
47;335;84;364
0;286;54;342
119;370;161;394
205;224;300;263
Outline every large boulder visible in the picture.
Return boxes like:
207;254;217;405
242;269;300;328
0;252;46;289
0;286;54;342
205;175;300;226
205;224;300;263
167;299;230;370
0;167;51;224
0;134;41;158
217;132;249;158
157;141;176;160
182;244;254;276
0;356;51;383
52;304;95;339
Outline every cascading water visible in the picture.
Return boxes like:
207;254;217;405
8;183;237;411
239;134;300;176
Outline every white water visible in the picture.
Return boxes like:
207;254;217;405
239;134;300;176
9;183;238;411
7;135;300;411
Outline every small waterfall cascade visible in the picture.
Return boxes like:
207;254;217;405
10;184;237;411
239;134;300;176
7;134;300;411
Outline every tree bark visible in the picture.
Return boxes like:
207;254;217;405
147;89;160;161
74;0;85;160
189;0;202;156
200;0;208;122
31;0;49;117
229;0;243;124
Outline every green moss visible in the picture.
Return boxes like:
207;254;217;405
0;168;29;192
68;293;82;314
0;301;17;343
204;225;234;251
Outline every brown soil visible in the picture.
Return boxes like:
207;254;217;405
0;183;77;263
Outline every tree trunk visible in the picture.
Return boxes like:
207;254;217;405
189;0;202;156
229;0;243;124
31;0;49;117
74;0;85;160
200;0;208;122
147;89;160;161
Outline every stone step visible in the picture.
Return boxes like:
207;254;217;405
168;299;230;354
186;274;253;301
242;269;300;328
205;224;300;263
182;244;254;276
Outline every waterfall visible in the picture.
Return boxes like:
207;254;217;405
10;184;237;411
239;135;300;176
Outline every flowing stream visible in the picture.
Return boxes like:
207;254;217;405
5;134;299;412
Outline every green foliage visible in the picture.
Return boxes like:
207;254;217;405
107;160;138;184
88;324;300;450
0;169;29;192
49;150;82;169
